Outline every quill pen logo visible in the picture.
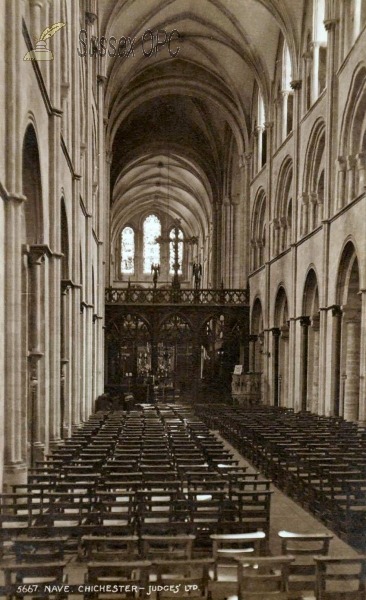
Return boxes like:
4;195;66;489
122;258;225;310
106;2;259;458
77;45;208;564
24;22;66;61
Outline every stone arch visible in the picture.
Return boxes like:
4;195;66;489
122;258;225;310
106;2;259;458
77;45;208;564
251;189;266;271
21;123;45;466
300;268;320;412
334;241;362;420
250;297;264;377
274;157;293;254
273;286;290;407
338;65;366;206
302;119;326;232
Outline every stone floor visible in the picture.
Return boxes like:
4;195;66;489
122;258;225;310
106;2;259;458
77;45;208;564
0;431;360;599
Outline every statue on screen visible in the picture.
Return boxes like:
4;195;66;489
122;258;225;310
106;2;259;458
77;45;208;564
192;262;202;290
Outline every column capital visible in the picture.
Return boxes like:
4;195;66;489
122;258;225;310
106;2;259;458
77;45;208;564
309;191;318;204
300;192;309;205
28;350;44;380
271;327;281;337
239;153;252;169
97;75;107;86
3;192;27;204
27;244;53;266
223;195;231;206
264;121;274;130
331;304;342;317
336;155;347;171
324;18;339;31
356;152;366;167
85;11;98;25
299;316;311;327
290;79;302;91
30;0;46;7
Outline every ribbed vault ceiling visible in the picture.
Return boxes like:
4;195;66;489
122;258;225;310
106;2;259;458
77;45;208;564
102;0;305;243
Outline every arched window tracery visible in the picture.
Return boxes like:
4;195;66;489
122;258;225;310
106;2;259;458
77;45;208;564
121;226;135;274
143;214;161;273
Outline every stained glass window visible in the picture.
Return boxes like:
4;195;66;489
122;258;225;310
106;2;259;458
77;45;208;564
143;214;161;273
121;226;134;274
169;227;183;274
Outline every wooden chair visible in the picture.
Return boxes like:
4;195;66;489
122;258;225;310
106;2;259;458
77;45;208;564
13;536;67;563
234;556;295;600
211;531;266;580
81;535;138;561
85;560;151;599
279;530;332;596
153;558;214;599
314;556;366;600
141;534;195;560
3;562;67;600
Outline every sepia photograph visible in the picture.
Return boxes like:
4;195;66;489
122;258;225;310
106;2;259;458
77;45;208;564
0;0;366;598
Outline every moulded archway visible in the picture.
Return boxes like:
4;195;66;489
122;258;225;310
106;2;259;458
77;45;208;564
335;242;362;420
21;123;45;467
301;269;320;413
273;287;289;407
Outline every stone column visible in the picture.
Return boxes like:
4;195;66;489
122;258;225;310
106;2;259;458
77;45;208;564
346;155;356;204
27;245;51;463
232;197;241;287
223;196;231;287
300;317;311;411
279;216;287;252
356;153;366;195
353;0;362;40
61;281;72;438
324;15;339;218
212;203;221;288
343;308;361;421
3;194;27;488
331;306;343;416
336;156;347;209
29;0;44;38
300;193;309;236
239;153;252;286
248;335;257;372
310;314;320;414
311;42;320;103
309;192;318;230
358;290;366;422
273;219;280;255
280;325;289;406
281;92;290;141
272;328;281;406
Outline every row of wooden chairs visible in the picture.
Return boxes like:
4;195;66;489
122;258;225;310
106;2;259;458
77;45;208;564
4;553;366;599
195;403;366;551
